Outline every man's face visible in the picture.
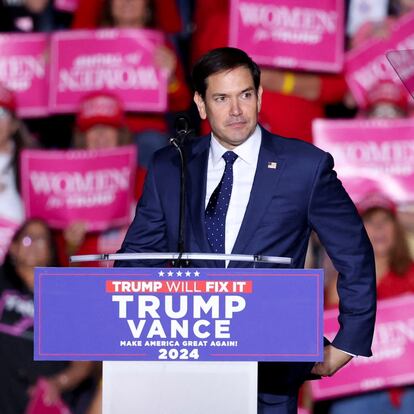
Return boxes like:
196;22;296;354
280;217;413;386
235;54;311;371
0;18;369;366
194;66;262;149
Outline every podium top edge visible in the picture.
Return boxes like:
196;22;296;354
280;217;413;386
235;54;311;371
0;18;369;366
70;252;292;265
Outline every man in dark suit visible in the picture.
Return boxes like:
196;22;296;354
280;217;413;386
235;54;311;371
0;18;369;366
116;47;376;413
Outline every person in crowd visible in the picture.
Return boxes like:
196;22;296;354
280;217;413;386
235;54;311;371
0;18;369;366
71;0;191;169
0;0;75;148
356;76;414;257
323;192;414;414
348;0;414;117
57;92;142;266
0;218;95;414
360;79;411;119
71;0;182;33
85;379;102;414
351;0;414;47
115;46;376;414
191;0;348;143
0;83;36;225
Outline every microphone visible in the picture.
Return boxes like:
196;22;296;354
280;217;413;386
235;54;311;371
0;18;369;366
170;114;192;147
175;114;190;135
169;114;192;267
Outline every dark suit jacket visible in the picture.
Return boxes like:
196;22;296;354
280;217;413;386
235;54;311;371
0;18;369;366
116;126;376;393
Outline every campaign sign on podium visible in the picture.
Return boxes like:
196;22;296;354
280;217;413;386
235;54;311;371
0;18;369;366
34;267;323;362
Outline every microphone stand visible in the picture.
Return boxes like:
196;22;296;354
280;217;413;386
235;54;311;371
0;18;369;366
169;117;192;268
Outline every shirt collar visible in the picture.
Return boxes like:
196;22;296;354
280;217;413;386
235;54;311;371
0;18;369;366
210;125;261;166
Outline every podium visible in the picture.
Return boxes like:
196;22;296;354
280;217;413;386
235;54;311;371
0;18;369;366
35;253;323;414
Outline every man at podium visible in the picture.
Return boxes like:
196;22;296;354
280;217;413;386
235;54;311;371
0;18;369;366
116;47;376;414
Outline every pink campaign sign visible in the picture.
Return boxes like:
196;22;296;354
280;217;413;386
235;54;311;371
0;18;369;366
49;29;168;113
0;33;49;118
21;146;136;231
229;0;344;72
345;9;414;107
313;118;414;206
311;294;414;400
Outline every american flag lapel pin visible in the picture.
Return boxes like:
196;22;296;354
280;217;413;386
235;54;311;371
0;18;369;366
267;161;277;169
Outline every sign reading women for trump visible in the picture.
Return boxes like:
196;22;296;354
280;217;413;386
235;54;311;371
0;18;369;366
49;29;168;113
229;0;344;72
34;267;323;362
0;33;48;117
21;146;136;231
312;295;414;400
345;9;414;107
313;118;414;206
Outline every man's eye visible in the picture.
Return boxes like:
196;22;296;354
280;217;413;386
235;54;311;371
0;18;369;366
215;96;226;102
242;92;252;99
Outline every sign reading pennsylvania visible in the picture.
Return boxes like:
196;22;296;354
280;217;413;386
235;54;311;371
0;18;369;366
34;268;323;362
49;28;168;113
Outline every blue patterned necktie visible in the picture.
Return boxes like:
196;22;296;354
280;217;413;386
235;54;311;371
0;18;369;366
205;151;238;253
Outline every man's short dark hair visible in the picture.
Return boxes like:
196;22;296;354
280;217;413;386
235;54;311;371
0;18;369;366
192;47;261;99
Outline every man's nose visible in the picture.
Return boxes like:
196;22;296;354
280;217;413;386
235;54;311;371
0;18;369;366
229;99;242;116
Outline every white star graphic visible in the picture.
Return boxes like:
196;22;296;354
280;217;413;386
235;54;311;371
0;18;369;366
158;271;165;277
194;271;200;277
185;271;191;277
167;271;174;277
176;271;183;277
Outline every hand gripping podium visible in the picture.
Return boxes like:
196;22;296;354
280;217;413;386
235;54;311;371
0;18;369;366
35;252;324;414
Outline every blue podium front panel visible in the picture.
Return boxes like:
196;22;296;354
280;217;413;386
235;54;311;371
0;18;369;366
34;267;323;362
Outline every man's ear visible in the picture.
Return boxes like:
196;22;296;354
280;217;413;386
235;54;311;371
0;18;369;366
194;92;207;120
257;85;263;113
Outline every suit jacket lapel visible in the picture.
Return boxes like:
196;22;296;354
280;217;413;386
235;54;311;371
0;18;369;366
230;129;285;266
186;135;211;254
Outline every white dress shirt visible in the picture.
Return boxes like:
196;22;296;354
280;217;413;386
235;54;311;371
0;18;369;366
205;126;261;256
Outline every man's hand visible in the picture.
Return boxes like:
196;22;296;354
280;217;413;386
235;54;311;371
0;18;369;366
311;344;353;377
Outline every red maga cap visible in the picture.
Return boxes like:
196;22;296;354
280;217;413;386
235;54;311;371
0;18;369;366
0;83;16;114
76;93;125;132
366;79;409;111
357;192;397;216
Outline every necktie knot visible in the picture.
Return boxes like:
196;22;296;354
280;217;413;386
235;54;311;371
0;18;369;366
223;151;238;165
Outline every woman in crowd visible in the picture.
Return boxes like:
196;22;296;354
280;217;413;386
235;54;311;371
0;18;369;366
0;218;95;413
57;92;142;265
71;0;191;169
324;193;414;414
0;84;36;226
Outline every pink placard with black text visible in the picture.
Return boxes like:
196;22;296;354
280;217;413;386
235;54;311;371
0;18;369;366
229;0;344;72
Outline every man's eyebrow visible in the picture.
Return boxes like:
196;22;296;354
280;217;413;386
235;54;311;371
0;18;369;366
241;87;255;93
211;87;255;98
